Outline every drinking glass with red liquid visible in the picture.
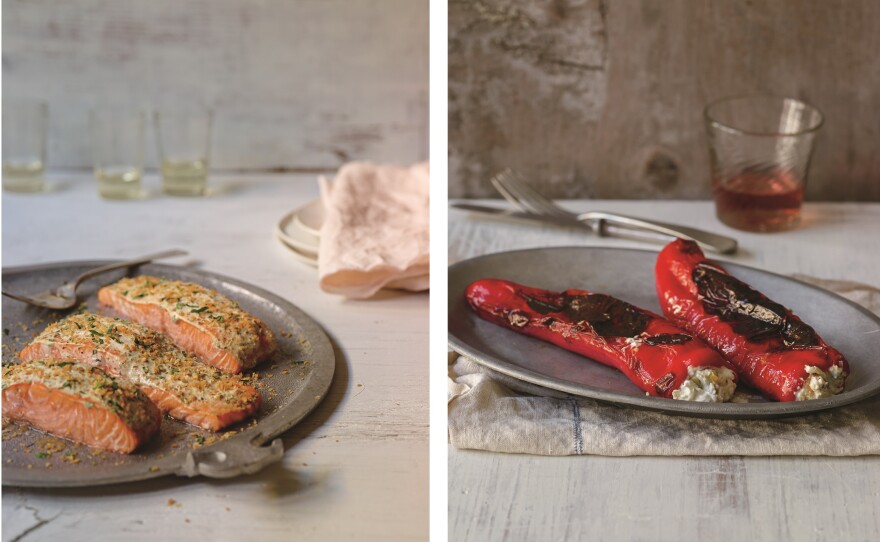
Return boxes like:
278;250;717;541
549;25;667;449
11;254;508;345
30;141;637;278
705;96;823;232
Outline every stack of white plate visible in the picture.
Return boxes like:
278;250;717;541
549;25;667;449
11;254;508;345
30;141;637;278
275;199;324;267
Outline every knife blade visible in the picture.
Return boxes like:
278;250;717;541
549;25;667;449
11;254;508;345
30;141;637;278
451;202;595;231
451;202;716;249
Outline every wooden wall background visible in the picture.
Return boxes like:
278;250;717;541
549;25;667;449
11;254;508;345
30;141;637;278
3;0;428;171
449;0;880;201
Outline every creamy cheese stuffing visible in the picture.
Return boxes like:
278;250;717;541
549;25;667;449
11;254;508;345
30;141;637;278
672;366;737;402
795;364;846;401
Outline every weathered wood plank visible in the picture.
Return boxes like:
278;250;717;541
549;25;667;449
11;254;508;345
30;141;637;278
3;0;428;170
449;0;880;201
449;450;880;542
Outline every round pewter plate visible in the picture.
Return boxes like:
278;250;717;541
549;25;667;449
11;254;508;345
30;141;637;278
448;247;880;419
2;261;335;487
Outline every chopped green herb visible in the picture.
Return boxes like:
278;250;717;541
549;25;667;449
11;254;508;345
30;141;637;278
36;452;49;459
74;322;82;329
191;307;208;314
84;402;93;409
194;435;206;445
105;398;122;413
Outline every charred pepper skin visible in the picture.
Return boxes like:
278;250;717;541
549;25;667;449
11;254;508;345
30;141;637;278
465;278;737;398
655;239;849;402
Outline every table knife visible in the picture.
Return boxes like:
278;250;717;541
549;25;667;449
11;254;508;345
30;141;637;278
451;203;738;254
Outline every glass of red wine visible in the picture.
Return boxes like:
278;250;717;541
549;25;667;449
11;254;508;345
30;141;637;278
705;96;823;232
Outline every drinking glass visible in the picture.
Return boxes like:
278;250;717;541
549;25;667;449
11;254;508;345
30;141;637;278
705;96;823;232
2;100;48;193
91;108;145;200
154;109;212;196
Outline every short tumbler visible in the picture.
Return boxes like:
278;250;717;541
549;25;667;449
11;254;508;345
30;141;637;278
705;96;823;232
91;108;145;200
2;100;48;193
155;109;212;196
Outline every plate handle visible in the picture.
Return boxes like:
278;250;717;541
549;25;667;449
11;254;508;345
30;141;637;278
176;436;284;479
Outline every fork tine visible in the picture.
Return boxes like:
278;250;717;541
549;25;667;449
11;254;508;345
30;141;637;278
491;171;533;213
492;170;546;215
2;289;73;309
508;173;570;217
2;290;38;305
495;170;570;218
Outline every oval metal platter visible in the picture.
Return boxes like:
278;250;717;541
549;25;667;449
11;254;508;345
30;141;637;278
2;261;335;487
448;247;880;419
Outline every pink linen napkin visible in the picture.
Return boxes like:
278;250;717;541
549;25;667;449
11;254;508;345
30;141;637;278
318;161;429;298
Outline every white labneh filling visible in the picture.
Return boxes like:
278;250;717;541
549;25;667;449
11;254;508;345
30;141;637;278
672;366;737;402
795;365;846;401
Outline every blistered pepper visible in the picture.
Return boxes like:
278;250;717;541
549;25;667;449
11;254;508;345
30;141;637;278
655;239;848;401
465;278;737;399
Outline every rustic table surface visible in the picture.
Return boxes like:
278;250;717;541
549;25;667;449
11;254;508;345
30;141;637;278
1;173;428;541
448;199;880;542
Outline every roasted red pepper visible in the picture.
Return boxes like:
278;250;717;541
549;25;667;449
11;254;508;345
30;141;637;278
655;239;849;402
465;278;738;400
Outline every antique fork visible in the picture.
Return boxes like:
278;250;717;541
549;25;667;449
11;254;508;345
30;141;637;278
491;169;738;254
2;249;187;309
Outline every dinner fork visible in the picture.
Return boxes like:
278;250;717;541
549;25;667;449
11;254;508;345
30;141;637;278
491;169;738;254
2;249;188;310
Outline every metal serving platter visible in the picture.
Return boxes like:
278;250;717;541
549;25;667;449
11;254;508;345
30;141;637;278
448;247;880;419
2;261;335;487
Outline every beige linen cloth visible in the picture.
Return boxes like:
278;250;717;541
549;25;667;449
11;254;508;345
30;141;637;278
318;161;429;298
449;276;880;456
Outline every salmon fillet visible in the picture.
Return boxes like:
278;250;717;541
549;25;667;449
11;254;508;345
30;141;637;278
2;359;160;454
20;313;262;431
97;276;276;374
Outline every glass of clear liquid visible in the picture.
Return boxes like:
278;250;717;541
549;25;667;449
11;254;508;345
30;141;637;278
155;109;212;196
2;100;48;193
91;108;145;200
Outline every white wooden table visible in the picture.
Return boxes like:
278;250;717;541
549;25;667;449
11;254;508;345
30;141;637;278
449;200;880;542
1;173;428;541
